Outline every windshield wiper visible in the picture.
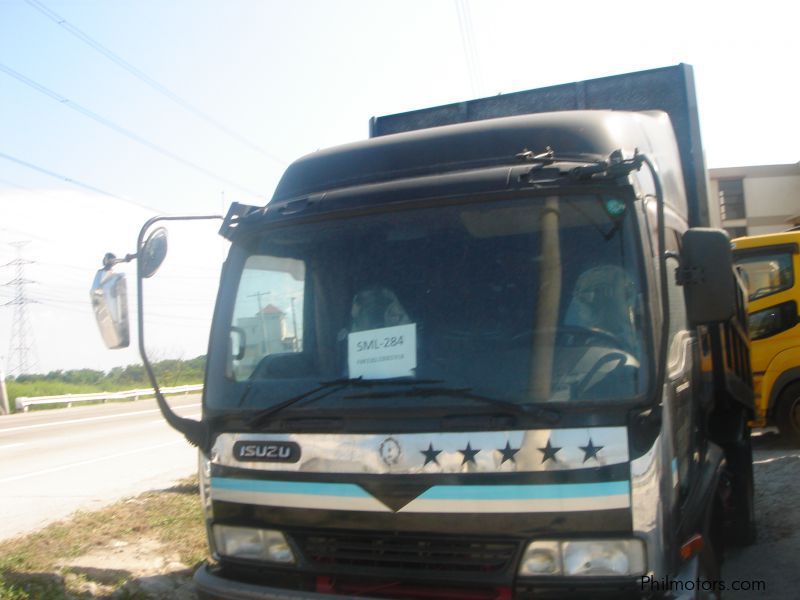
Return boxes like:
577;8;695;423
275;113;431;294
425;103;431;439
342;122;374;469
246;377;442;428
343;386;561;424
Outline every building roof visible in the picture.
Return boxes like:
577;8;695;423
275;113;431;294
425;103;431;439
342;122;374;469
260;304;285;316
710;162;800;179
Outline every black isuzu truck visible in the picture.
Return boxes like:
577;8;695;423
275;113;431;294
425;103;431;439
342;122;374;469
92;64;755;599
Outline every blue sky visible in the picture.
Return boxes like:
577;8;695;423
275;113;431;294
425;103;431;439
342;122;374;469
1;0;798;374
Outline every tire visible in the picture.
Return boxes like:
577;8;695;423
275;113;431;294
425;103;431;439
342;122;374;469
700;494;723;599
698;546;723;600
776;382;800;446
724;432;757;546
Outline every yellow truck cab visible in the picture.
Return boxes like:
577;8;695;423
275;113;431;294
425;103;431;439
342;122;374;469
733;229;800;442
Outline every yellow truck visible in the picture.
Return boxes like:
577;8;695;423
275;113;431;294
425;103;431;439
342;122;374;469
733;230;800;442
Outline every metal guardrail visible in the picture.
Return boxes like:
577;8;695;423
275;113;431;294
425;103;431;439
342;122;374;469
15;384;203;412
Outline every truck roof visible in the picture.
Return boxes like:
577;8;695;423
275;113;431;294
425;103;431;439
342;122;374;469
732;229;800;251
369;64;710;227
270;109;686;217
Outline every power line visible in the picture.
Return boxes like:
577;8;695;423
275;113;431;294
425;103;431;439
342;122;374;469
0;223;55;245
24;0;286;168
0;63;266;200
454;0;483;96
0;177;48;197
0;150;161;213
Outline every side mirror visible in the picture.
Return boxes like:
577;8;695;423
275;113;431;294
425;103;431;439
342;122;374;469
90;269;130;348
140;227;168;279
680;228;737;326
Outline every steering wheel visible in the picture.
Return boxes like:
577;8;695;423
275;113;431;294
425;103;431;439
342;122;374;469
574;351;629;398
510;325;627;349
555;325;629;351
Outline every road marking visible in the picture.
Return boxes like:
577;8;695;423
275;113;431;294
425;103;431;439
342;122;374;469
0;403;201;435
0;440;189;485
0;442;24;451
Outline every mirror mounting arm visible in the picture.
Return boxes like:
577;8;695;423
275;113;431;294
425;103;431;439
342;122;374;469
102;252;137;271
135;214;222;451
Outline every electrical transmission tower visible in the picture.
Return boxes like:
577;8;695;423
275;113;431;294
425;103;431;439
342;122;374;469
3;241;39;376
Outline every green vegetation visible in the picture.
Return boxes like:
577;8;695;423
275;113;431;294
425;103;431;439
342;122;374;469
0;478;206;599
5;356;205;412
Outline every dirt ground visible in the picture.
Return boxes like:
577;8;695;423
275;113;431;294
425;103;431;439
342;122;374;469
71;431;797;599
58;537;197;599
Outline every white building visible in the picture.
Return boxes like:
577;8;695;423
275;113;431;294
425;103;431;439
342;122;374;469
236;303;297;374
709;162;800;237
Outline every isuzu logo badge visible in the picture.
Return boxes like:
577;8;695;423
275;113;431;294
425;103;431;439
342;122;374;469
233;441;301;463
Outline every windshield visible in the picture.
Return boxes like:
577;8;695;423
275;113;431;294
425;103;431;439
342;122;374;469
734;250;794;301
216;194;649;411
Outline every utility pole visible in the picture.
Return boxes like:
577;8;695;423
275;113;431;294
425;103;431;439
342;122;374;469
0;362;9;415
3;241;39;376
247;291;270;353
290;296;299;351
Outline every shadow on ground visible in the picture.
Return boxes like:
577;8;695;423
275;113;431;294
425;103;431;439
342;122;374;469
2;564;199;599
155;482;199;496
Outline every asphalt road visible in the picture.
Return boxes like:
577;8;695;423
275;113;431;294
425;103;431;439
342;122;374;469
721;431;800;599
0;395;201;541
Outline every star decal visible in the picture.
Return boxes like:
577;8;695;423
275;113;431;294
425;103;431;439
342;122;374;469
580;438;604;463
538;438;561;463
498;441;520;464
420;442;442;466
459;442;480;465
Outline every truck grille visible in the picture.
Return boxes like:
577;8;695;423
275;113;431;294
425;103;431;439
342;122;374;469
293;530;519;574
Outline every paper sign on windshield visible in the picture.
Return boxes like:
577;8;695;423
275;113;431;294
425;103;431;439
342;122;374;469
348;323;417;379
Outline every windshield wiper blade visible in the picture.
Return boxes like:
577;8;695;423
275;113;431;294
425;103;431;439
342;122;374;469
246;377;442;428
343;386;561;424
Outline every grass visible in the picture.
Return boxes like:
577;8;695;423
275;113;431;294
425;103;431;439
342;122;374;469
5;380;203;413
0;477;207;599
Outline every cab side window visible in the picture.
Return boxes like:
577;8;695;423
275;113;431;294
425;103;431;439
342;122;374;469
735;251;794;301
749;301;799;340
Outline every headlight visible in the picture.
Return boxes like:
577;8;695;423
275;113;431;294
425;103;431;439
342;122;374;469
212;525;296;564
519;539;645;577
518;541;561;575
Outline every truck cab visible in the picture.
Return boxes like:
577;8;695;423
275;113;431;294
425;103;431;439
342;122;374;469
92;65;755;599
733;230;800;442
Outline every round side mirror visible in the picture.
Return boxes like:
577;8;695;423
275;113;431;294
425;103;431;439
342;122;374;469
140;227;168;279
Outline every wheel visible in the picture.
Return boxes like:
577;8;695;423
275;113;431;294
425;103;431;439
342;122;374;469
724;430;757;546
776;382;800;446
693;487;724;599
697;544;723;600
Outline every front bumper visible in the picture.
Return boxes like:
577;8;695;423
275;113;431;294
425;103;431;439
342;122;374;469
194;565;373;600
194;564;652;600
